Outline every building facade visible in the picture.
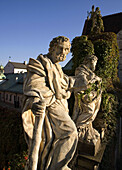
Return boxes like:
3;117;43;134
4;61;27;74
0;69;26;108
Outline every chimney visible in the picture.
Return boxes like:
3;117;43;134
24;61;27;65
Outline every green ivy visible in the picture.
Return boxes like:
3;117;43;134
100;92;119;142
77;80;102;105
69;7;121;169
71;35;94;74
70;21;120;146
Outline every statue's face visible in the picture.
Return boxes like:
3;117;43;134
90;59;97;71
85;59;97;71
51;41;70;63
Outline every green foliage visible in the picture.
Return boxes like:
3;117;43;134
71;32;119;90
7;151;28;170
100;92;119;142
90;6;104;34
88;31;117;41
0;107;27;169
71;35;94;74
70;24;120;145
77;80;102;106
92;33;119;88
69;7;121;169
94;39;113;88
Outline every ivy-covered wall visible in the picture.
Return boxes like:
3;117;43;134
71;32;119;85
71;31;120;140
70;6;121;170
71;35;94;73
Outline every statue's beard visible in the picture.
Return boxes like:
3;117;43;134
56;55;66;62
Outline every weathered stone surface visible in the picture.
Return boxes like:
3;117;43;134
22;36;78;170
119;51;122;64
78;136;101;156
76;143;106;170
72;55;102;158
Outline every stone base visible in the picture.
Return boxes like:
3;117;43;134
78;137;101;156
76;143;106;170
93;116;106;140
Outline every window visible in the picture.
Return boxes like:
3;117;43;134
9;94;12;101
14;95;16;101
2;93;4;99
6;94;8;100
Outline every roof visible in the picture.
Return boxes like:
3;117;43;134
10;62;27;69
62;59;73;70
82;12;122;35
63;12;122;72
0;73;26;94
7;83;23;93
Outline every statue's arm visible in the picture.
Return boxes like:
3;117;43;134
68;74;89;93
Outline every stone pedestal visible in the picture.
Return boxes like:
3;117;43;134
78;137;101;156
93;116;106;140
76;143;106;170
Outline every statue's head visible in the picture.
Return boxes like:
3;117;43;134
83;55;98;71
48;36;71;63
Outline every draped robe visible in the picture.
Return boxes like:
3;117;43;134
72;64;102;142
22;54;78;170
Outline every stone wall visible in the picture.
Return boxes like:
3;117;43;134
0;91;23;108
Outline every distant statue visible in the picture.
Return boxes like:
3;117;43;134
91;6;104;33
72;55;102;144
22;36;78;170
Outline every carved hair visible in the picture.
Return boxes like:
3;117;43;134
48;36;71;54
82;55;98;65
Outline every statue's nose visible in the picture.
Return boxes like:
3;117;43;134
61;48;65;54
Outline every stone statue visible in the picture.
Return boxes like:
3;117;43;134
22;36;78;170
90;6;104;34
72;55;102;148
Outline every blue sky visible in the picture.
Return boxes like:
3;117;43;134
0;0;122;67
